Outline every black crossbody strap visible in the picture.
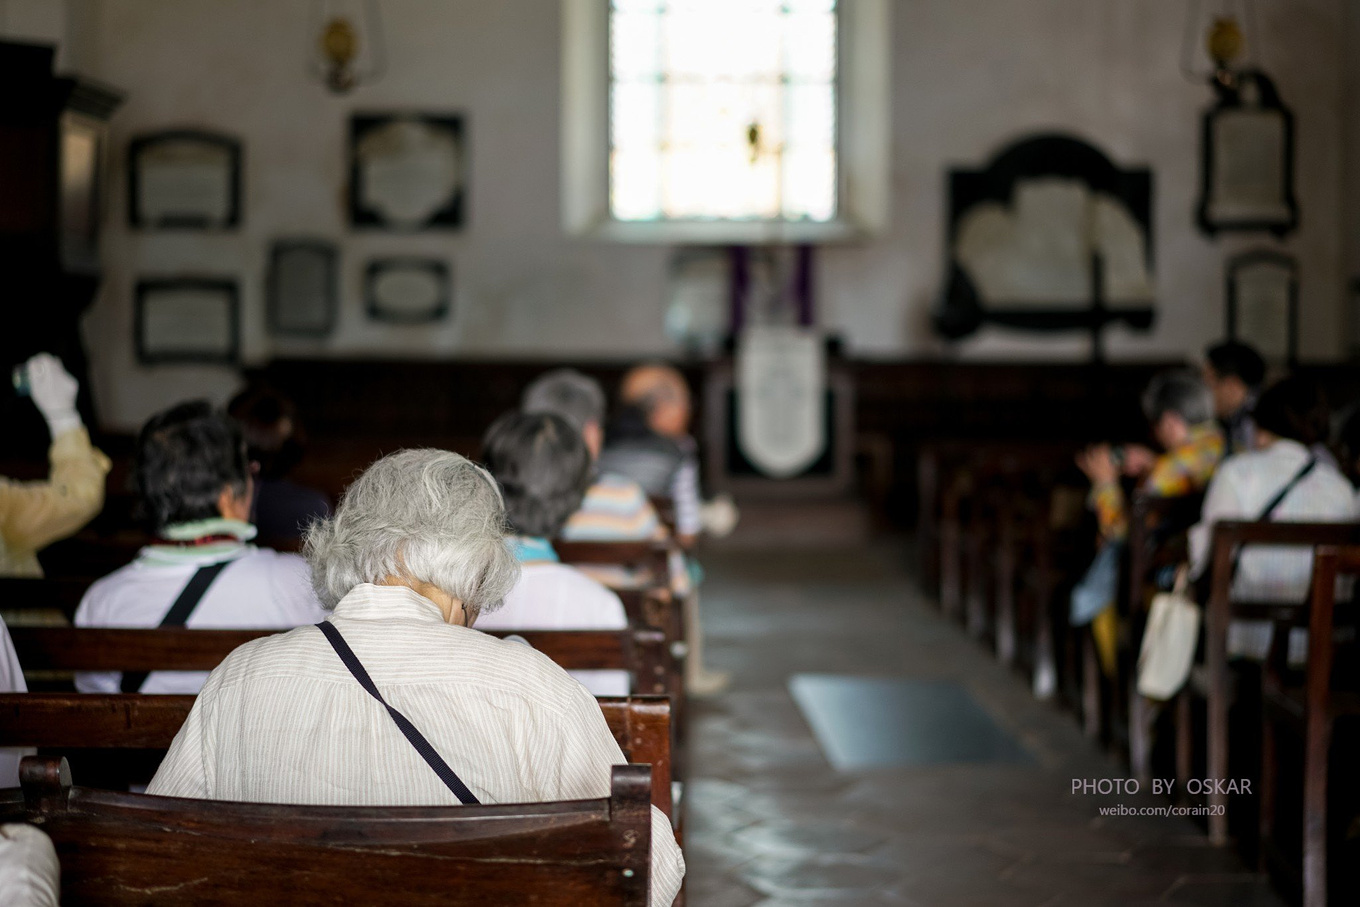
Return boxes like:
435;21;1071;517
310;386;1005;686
1230;457;1318;582
315;621;480;805
120;560;231;693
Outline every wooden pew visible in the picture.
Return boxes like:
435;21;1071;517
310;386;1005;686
916;440;1080;623
1125;491;1207;781
1;755;653;906
0;693;677;824
555;539;673;587
554;541;688;718
8;625;676;700
0;576;92;622
1258;545;1360;907
35;528;148;580
1179;520;1360;846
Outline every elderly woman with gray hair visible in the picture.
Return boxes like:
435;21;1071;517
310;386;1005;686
147;448;684;907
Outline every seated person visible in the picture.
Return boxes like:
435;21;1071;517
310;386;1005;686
476;412;631;696
599;363;704;547
598;363;732;694
1203;341;1266;456
146;449;683;907
0;615;31;787
74;401;325;693
1;353;110;577
0;824;58;907
227;383;331;546
1189;376;1360;662
1078;369;1225;545
521;368;662;542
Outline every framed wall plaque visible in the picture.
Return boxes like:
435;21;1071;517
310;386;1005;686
128;130;242;229
1225;250;1297;367
935;133;1155;351
135;278;239;364
1197;71;1297;237
267;239;338;337
349;113;465;230
365;258;450;323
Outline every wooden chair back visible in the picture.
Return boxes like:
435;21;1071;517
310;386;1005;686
1;756;652;906
0;693;675;821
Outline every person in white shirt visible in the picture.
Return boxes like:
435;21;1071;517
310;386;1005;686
476;411;631;696
1189;376;1360;661
0;615;32;787
146;449;684;907
0;824;59;907
74;401;325;694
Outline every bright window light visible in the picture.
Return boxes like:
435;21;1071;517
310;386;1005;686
608;0;838;223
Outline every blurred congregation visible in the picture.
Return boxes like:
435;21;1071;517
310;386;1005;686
5;1;1360;906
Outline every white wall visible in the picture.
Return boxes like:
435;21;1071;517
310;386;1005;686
5;0;1352;429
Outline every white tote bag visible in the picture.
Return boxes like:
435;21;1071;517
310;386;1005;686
1136;569;1201;701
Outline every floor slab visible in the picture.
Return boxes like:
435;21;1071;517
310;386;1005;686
686;542;1285;906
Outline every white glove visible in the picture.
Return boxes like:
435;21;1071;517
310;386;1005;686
26;353;82;438
699;493;739;538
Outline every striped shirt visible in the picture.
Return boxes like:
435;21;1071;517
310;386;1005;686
562;473;663;542
146;583;683;907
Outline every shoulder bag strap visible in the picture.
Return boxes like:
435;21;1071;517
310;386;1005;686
314;621;481;805
1229;457;1319;582
120;560;231;693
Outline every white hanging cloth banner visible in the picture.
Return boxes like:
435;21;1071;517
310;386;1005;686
736;326;827;479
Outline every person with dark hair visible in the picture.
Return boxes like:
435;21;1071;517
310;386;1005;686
476;411;630;696
1190;376;1359;661
227;384;331;545
1204;341;1267;455
73;401;325;693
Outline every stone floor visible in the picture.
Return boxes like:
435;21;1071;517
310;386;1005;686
684;542;1287;907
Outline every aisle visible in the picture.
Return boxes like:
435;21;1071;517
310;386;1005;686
685;544;1285;906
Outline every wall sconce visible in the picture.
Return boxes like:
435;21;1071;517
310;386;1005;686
310;0;386;93
1180;0;1258;89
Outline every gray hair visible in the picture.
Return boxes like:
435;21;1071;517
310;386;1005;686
522;368;606;433
303;449;520;615
1142;369;1215;426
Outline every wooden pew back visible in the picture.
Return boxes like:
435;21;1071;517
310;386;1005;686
2;756;652;907
555;540;672;581
0;577;93;622
1192;520;1360;846
0;693;674;821
1257;545;1360;907
8;625;674;698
